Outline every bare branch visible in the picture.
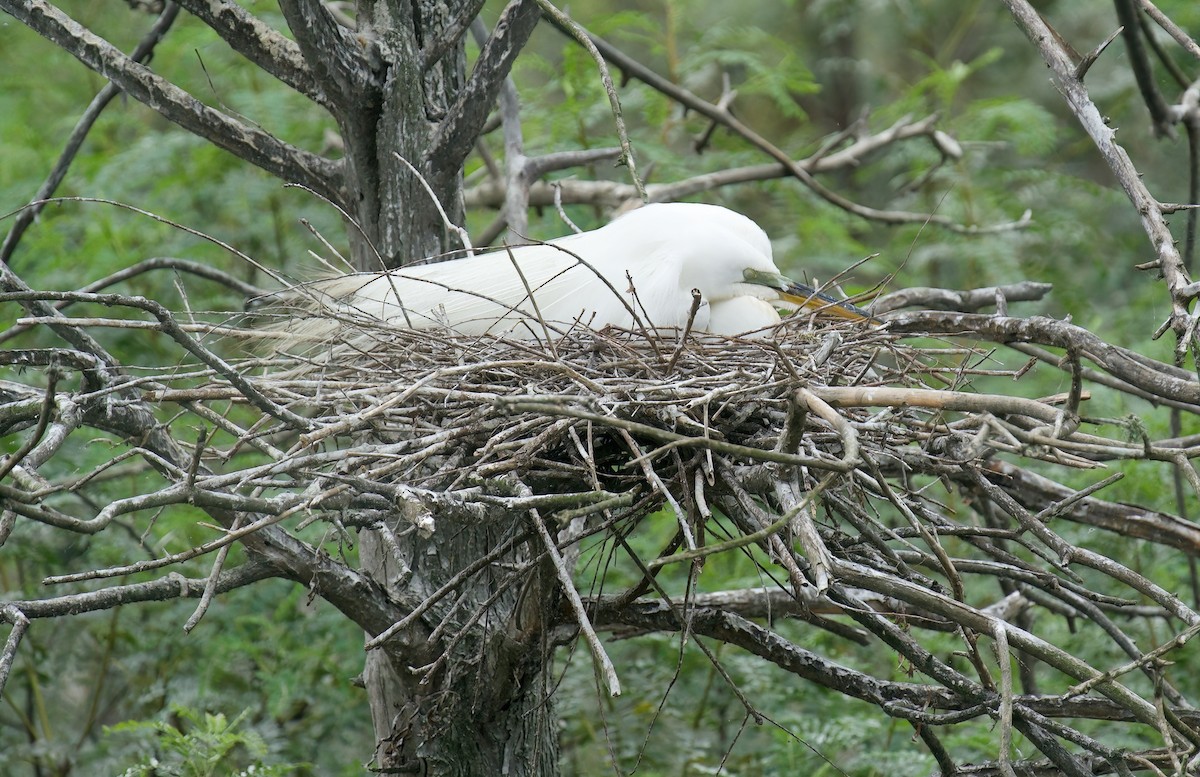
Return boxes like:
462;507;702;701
276;0;379;109
530;501;620;696
980;460;1200;553
874;282;1054;314
15;564;277;620
420;0;487;70
1139;0;1200;62
426;0;542;194
2;289;313;430
0;606;30;697
0;0;344;206
464;115;993;213
176;0;331;108
1114;0;1175;137
545;20;1024;232
9;2;1200;767
0;2;181;266
1004;0;1193;329
888;311;1200;406
533;0;646;202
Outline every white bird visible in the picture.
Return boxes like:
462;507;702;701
282;202;869;342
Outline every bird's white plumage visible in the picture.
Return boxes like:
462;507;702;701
297;203;799;339
705;296;782;335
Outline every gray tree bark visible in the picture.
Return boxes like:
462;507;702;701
359;518;559;774
276;1;555;772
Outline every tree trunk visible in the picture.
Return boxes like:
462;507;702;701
294;2;558;771
360;517;559;774
353;0;464;268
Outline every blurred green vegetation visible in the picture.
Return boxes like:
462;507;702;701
108;704;308;777
3;0;1200;774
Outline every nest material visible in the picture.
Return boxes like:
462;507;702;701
252;317;943;500
235;311;1131;548
227;312;1200;773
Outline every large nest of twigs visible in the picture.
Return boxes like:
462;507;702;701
242;311;1098;543
251;317;942;526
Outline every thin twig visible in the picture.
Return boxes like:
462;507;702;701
528;504;621;696
532;0;647;202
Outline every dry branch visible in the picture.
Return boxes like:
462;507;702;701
175;0;330;108
0;0;344;206
1004;0;1194;330
544;16;1027;233
10;0;1200;771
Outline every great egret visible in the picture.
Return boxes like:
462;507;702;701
283;202;869;342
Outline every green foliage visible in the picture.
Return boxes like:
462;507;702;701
0;5;366;773
107;705;304;777
961;98;1060;157
903;47;1006;114
686;24;821;121
531;5;1200;769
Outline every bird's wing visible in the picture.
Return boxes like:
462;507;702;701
319;243;629;336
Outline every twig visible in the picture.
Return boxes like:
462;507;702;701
1004;0;1192;326
993;621;1018;777
532;0;646;202
649;473;837;571
0;2;181;265
0;606;31;697
1073;26;1123;81
1064;622;1200;700
528;504;620;696
393;152;474;256
544;20;1027;232
1139;0;1200;62
502;399;851;470
3;0;343;203
1;289;314;431
0;369;58;482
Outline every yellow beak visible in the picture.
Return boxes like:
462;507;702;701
778;282;874;321
743;269;873;321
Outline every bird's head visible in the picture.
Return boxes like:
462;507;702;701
626;204;783;302
740;267;798;301
609;203;872;323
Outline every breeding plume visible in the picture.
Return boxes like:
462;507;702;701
283;202;868;341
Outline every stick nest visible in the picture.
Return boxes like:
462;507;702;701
250;317;956;512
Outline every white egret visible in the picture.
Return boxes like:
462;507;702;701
286;202;869;341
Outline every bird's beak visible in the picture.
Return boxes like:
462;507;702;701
743;268;872;321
